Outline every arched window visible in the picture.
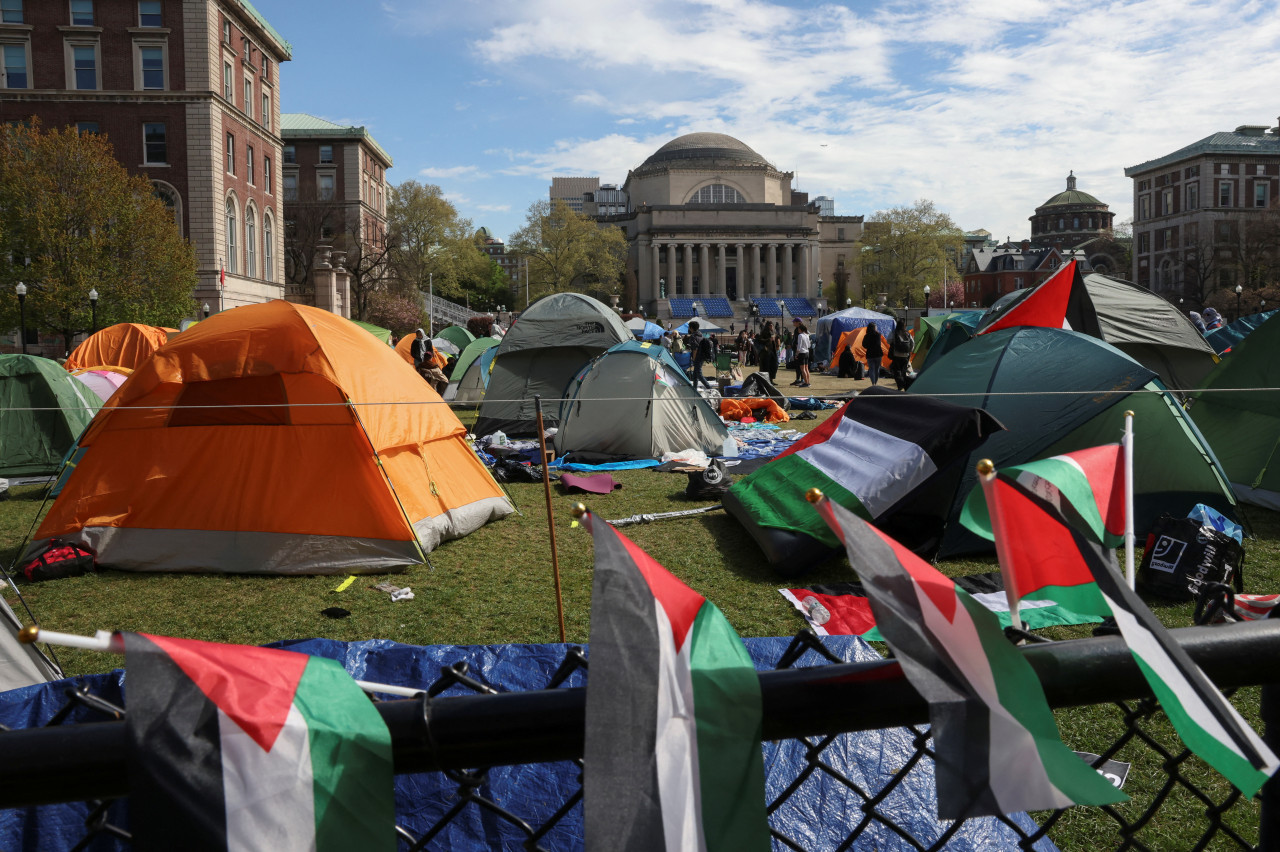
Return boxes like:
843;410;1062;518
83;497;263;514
264;213;274;283
225;197;237;274
245;206;256;278
152;181;182;234
689;184;743;204
1073;216;1080;229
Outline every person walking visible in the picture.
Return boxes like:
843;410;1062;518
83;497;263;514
889;318;913;390
686;321;714;391
862;322;885;386
791;319;812;387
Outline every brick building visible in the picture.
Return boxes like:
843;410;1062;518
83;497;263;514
962;240;1088;308
0;0;291;317
1125;119;1280;302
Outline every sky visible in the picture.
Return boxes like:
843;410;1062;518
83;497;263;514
249;0;1280;244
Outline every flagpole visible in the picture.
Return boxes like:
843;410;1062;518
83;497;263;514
1123;410;1136;589
976;459;1022;639
17;627;425;698
534;395;568;643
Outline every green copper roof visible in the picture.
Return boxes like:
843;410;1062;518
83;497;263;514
1039;189;1104;208
235;0;291;59
280;113;393;166
1125;128;1280;176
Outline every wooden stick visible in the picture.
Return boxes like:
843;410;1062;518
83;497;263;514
534;395;568;643
17;626;425;697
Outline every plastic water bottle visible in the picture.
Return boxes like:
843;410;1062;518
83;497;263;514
802;595;830;626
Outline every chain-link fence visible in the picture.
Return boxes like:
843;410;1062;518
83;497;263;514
3;621;1278;851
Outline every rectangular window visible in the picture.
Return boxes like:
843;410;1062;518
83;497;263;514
243;39;251;62
0;0;21;24
283;174;297;201
1137;232;1150;253
70;0;93;26
283;144;295;164
222;61;232;100
1256;182;1269;208
1186;182;1199;210
246;144;254;184
143;122;166;164
318;173;334;200
226;132;235;174
1138;195;1150;220
1219;181;1233;207
72;44;97;90
1161;188;1173;216
243;78;252;118
223;19;230;43
138;0;160;26
76;120;98;134
263;156;271;193
261;92;269;128
1;43;27;89
261;56;269;78
1219;163;1231;175
319;144;333;164
1258;165;1266;176
140;45;164;89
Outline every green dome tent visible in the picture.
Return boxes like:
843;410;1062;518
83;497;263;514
907;327;1236;557
474;293;632;437
444;335;501;406
1189;312;1280;509
438;325;476;351
0;354;101;477
351;320;393;345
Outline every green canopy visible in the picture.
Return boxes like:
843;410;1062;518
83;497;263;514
438;325;476;351
351;320;393;345
908;327;1236;557
0;354;102;477
1189;312;1280;509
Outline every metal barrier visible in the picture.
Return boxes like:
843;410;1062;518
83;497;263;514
3;621;1279;850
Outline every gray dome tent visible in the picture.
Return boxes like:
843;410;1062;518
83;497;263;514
553;340;732;462
474;293;632;438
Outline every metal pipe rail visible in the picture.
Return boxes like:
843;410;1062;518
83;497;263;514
3;621;1279;809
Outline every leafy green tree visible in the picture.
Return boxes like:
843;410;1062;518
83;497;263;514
386;180;489;303
0;121;196;352
857;199;963;309
506;200;627;305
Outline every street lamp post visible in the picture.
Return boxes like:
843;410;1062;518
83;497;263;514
1235;283;1243;321
923;284;931;317
15;282;27;354
202;302;210;321
88;288;98;334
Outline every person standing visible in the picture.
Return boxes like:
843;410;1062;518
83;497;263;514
889;318;913;390
686;321;714;391
759;321;780;384
862;322;884;386
792;320;812;387
736;329;750;373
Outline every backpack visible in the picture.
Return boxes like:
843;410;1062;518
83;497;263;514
699;336;714;360
20;540;95;582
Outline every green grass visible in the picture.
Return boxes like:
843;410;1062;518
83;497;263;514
2;400;1277;851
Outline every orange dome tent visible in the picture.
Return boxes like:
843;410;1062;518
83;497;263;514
831;326;894;371
65;323;177;371
30;301;513;574
395;334;448;369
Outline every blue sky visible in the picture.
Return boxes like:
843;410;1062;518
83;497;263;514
250;0;1280;244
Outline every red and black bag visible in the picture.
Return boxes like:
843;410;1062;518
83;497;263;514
20;540;95;582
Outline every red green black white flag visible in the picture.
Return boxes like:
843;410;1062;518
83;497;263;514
583;513;770;851
123;632;395;852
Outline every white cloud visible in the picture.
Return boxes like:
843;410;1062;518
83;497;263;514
419;165;483;179
477;203;512;212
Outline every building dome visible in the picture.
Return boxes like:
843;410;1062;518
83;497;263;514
637;133;772;172
1036;171;1104;210
476;225;493;240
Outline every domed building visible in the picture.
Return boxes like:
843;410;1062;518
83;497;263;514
1029;172;1123;275
604;132;863;320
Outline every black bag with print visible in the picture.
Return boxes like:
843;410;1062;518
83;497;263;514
1138;514;1244;601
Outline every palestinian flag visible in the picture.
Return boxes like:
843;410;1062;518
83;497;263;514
123;633;394;852
962;473;1279;796
813;497;1126;819
723;386;1002;562
584;514;769;851
780;572;1100;640
961;444;1126;550
978;260;1100;337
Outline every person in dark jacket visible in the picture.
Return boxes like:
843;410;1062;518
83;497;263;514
686;321;714;391
862;323;884;386
889;319;913;390
758;322;779;383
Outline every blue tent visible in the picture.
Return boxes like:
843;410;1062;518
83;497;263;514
816;307;896;342
675;319;727;334
1205;309;1277;354
631;320;665;340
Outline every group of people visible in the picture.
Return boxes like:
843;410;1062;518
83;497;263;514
1189;307;1224;335
410;328;450;394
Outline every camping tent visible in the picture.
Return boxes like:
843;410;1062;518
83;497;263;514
28;301;513;574
553;340;732;461
907;327;1237;557
0;596;60;692
474;293;632;437
815;307;896;342
976;267;1218;391
443;336;500;405
1205;309;1277;354
674;319;727;334
438;325;476;351
69;368;129;404
351;320;393;345
65;323;177;371
0;354;101;477
625;317;665;340
912;311;982;368
1188;312;1280;509
917;316;980;374
829;326;893;372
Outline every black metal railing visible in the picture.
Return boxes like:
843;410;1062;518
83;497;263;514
2;621;1279;851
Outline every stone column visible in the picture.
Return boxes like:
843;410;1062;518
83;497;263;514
698;244;710;296
750;244;762;297
766;244;778;298
735;244;746;300
649;240;660;303
716;244;727;297
667;243;679;296
782;243;794;297
799;243;811;298
683;243;694;296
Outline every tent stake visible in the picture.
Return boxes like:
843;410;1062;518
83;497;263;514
534;396;567;642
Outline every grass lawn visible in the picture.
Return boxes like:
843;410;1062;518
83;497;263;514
2;365;1275;850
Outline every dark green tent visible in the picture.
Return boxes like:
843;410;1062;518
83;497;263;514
0;354;101;477
907;327;1236;557
1189;312;1280;509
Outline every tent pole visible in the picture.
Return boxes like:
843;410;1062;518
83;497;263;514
534;395;567;642
1123;410;1136;589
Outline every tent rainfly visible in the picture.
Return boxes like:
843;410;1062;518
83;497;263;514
0;354;101;477
65;323;176;372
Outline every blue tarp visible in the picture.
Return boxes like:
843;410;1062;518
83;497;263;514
630;320;665;340
0;636;1057;851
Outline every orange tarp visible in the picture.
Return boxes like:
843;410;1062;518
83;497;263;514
65;323;177;372
720;397;790;423
35;301;512;574
831;327;893;371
